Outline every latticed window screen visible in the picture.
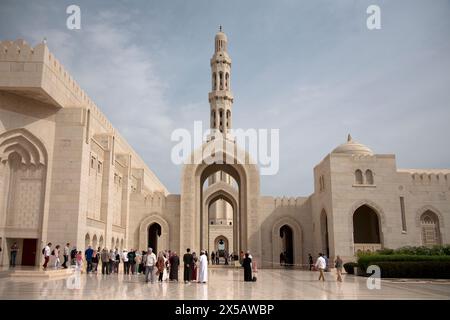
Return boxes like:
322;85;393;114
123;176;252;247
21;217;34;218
421;213;440;246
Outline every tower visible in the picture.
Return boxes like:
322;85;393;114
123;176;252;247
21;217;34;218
208;26;234;139
207;27;234;229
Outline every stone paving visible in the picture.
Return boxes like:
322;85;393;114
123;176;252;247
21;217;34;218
0;268;449;300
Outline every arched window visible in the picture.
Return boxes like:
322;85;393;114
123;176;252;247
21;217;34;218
219;72;223;90
365;170;374;184
225;72;229;89
212;72;217;90
85;234;91;249
355;170;363;184
420;211;441;246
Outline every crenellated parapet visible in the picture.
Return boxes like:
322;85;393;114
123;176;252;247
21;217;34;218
273;196;305;208
399;169;450;185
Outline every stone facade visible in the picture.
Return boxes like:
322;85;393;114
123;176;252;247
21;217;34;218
0;33;448;268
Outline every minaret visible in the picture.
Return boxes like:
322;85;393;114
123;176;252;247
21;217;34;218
207;27;234;227
208;26;234;140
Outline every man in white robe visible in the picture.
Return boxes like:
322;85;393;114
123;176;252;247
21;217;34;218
198;250;208;283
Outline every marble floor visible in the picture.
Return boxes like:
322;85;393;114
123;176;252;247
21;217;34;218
0;267;449;300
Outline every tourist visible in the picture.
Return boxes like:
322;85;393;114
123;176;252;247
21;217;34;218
169;251;180;281
215;251;220;265
85;245;94;273
62;243;70;268
114;249;120;273
91;250;99;273
157;252;166;282
122;249;129;274
53;245;61;269
239;250;244;266
198;250;208;283
75;251;83;272
145;248;157;283
335;255;343;282
224;251;229;265
191;252;198;282
324;254;329;272
206;250;209;265
43;242;52;269
211;251;215;265
10;242;18;267
140;251;146;273
308;253;313;271
243;253;252;281
280;252;285;266
183;248;193;283
127;249;136;275
70;246;77;266
315;253;326;281
108;249;115;274
101;248;109;275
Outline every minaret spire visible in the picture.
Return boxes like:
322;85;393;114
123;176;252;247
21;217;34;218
208;28;233;140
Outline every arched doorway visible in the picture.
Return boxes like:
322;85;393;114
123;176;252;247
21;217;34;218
420;210;441;246
180;138;260;260
271;217;303;268
353;205;381;252
280;225;294;265
320;210;329;257
148;223;162;253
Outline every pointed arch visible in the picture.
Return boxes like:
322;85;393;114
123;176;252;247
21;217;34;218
0;128;48;166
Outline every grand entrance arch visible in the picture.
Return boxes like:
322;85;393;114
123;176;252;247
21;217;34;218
180;138;261;260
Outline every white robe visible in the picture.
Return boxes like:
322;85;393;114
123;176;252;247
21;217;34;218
198;254;208;282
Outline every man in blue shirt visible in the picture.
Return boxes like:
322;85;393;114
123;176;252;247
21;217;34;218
85;246;94;273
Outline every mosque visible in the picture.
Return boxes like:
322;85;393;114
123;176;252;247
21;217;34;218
0;29;448;268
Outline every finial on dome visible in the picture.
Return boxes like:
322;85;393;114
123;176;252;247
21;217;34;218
219;25;222;32
347;133;352;142
42;37;47;45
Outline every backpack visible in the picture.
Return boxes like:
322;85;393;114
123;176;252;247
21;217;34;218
42;248;45;255
51;249;55;256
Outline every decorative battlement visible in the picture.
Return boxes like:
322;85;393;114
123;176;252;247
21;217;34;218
273;196;305;207
399;169;450;185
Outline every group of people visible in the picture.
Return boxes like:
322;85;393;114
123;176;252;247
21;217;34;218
310;253;343;282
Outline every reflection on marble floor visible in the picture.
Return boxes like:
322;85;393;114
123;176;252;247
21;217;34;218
0;268;449;300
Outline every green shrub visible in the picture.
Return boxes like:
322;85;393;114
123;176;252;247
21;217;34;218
357;254;450;273
343;262;357;274
375;261;450;279
376;248;394;255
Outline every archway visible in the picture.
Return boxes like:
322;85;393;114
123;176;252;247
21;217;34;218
420;210;441;246
320;210;329;257
148;223;162;253
271;217;303;268
280;225;294;265
353;205;381;252
139;214;169;252
180;138;260;260
85;234;90;249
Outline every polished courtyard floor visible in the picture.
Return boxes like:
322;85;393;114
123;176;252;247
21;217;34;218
0;267;449;300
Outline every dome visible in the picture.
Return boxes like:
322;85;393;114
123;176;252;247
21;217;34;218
332;134;374;155
215;31;227;42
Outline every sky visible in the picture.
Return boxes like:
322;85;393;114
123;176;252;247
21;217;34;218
0;0;449;196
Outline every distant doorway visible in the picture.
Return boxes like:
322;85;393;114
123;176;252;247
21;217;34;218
148;223;162;253
22;239;37;266
280;225;294;265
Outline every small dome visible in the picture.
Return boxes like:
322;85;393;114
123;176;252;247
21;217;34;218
215;31;227;42
332;134;374;155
